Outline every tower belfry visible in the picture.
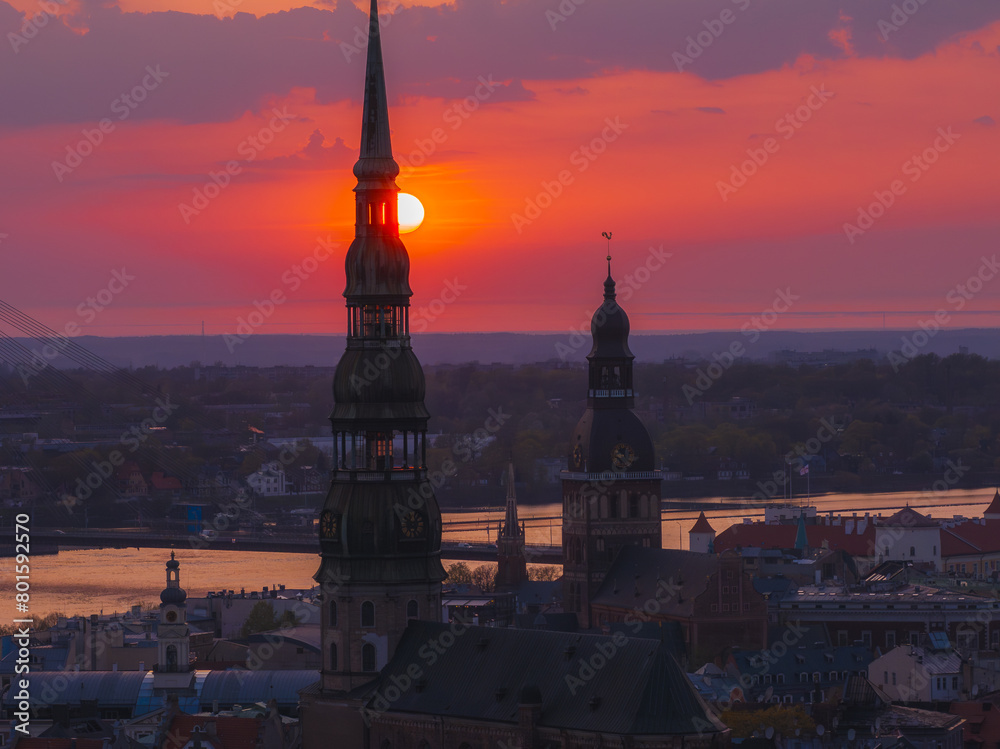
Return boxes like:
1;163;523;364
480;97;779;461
313;0;445;695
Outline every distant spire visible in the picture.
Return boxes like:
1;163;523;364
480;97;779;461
356;0;397;174
502;460;522;538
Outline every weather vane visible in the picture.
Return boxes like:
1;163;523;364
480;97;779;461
602;231;612;262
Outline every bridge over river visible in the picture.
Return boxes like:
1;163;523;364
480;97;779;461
16;528;563;564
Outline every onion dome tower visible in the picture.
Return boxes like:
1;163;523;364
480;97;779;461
156;552;190;679
496;460;528;590
314;0;445;694
562;248;662;628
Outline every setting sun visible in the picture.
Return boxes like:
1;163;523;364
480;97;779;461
398;193;425;234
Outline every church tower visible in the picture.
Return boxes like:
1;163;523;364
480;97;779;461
155;552;191;686
562;253;662;628
312;0;446;695
496;461;528;590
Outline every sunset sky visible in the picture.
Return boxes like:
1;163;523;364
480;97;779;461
1;0;999;338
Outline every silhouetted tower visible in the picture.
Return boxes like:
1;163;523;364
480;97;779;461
496;460;528;590
154;552;191;687
314;0;445;694
562;251;662;628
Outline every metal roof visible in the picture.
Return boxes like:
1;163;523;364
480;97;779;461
368;620;726;736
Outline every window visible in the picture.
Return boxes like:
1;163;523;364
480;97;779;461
800;673;809;683
329;601;338;627
838;631;848;647
952;676;958;690
886;632;896;649
629;494;639;518
910;546;915;557
776;674;785;684
361;601;375;628
407;600;418;620
883;671;888;685
330;643;338;670
892;673;897;686
362;643;376;672
812;672;821;684
861;631;872;647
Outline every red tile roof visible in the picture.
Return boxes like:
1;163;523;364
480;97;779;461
162;715;262;749
942;520;1000;556
985;489;1000;517
150;472;183;490
950;701;1000;746
714;522;876;557
690;512;715;534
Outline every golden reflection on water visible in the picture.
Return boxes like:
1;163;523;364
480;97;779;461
4;488;993;620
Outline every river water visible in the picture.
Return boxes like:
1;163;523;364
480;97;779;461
5;488;994;620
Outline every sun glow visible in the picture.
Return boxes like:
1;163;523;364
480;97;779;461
398;193;425;234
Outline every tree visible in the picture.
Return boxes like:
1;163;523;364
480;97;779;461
445;562;473;584
528;565;560;581
239;601;299;637
471;564;497;593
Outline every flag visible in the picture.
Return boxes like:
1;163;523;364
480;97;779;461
799;464;809;476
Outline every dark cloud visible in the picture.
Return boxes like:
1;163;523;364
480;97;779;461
1;0;998;127
695;107;726;114
974;115;996;127
252;128;353;169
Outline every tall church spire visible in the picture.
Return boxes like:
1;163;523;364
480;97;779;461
315;0;444;695
356;0;398;180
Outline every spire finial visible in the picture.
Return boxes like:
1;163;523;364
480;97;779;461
601;231;616;300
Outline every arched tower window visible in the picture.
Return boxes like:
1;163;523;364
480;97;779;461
361;601;375;627
329;600;338;627
628;493;639;518
329;643;338;670
362;643;377;672
407;600;418;620
165;644;177;669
